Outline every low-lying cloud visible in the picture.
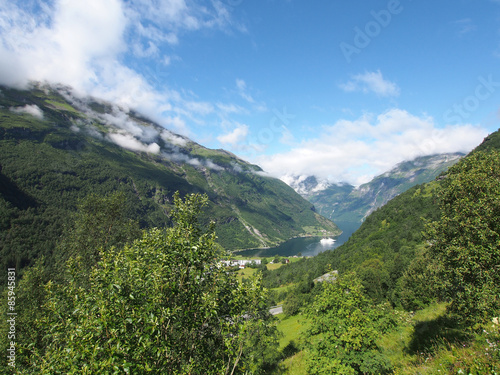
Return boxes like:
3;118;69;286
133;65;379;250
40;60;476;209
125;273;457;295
53;87;239;173
9;104;44;119
108;132;161;154
0;0;240;139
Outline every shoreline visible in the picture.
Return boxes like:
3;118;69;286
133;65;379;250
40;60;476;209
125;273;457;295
229;233;342;256
228;230;343;253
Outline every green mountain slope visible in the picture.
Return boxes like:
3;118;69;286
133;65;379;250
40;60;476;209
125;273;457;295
305;153;463;224
0;84;339;273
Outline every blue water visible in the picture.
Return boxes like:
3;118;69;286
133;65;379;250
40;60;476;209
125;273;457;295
234;221;361;258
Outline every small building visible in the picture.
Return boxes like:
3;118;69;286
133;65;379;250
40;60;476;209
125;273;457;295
221;259;262;268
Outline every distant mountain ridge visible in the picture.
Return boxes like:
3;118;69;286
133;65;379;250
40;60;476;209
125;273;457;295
0;83;339;272
285;153;463;225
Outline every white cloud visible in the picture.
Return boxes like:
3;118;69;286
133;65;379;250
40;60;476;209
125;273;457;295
257;109;488;186
104;112;159;143
183;100;214;116
0;0;241;139
217;123;249;146
161;129;188;146
132;40;160;58
127;0;233;33
10;104;44;119
339;70;400;97
108;132;160;154
236;78;255;103
0;0;127;90
216;102;245;115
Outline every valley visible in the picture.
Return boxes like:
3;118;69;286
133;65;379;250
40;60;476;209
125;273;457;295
2;1;500;373
286;153;463;227
0;84;339;276
0;83;499;374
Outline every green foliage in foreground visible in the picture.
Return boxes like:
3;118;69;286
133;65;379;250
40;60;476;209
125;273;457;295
305;273;394;374
0;193;280;374
427;150;500;326
54;191;142;275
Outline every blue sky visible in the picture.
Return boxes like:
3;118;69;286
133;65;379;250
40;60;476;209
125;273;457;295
1;0;499;185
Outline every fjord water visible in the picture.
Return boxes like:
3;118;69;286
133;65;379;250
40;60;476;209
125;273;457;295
234;221;360;257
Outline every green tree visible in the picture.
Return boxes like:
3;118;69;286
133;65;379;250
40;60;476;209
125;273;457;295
19;193;278;374
0;258;49;373
394;247;446;311
427;150;500;326
305;273;392;374
283;293;302;317
0;192;144;374
55;191;141;274
356;258;391;303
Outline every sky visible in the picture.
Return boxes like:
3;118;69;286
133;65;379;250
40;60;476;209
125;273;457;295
1;0;499;185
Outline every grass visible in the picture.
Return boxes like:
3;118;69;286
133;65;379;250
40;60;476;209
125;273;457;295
377;302;500;374
269;314;311;375
267;262;284;271
45;99;83;115
379;303;448;366
274;351;308;375
270;283;295;294
276;314;310;350
235;267;257;282
235;261;292;282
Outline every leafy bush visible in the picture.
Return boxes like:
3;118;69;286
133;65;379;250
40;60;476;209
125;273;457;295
305;273;392;374
427;151;500;326
1;193;280;374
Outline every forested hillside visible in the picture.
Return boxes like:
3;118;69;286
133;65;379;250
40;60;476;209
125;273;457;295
0;84;339;279
262;130;500;374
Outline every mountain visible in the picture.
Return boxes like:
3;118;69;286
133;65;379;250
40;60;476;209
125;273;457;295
263;130;497;302
288;153;463;226
0;83;339;272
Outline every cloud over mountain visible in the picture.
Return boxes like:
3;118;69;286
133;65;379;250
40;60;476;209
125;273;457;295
258;109;487;186
0;0;239;137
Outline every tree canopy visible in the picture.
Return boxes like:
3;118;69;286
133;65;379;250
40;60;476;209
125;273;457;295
305;272;393;374
428;150;500;325
1;193;279;374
